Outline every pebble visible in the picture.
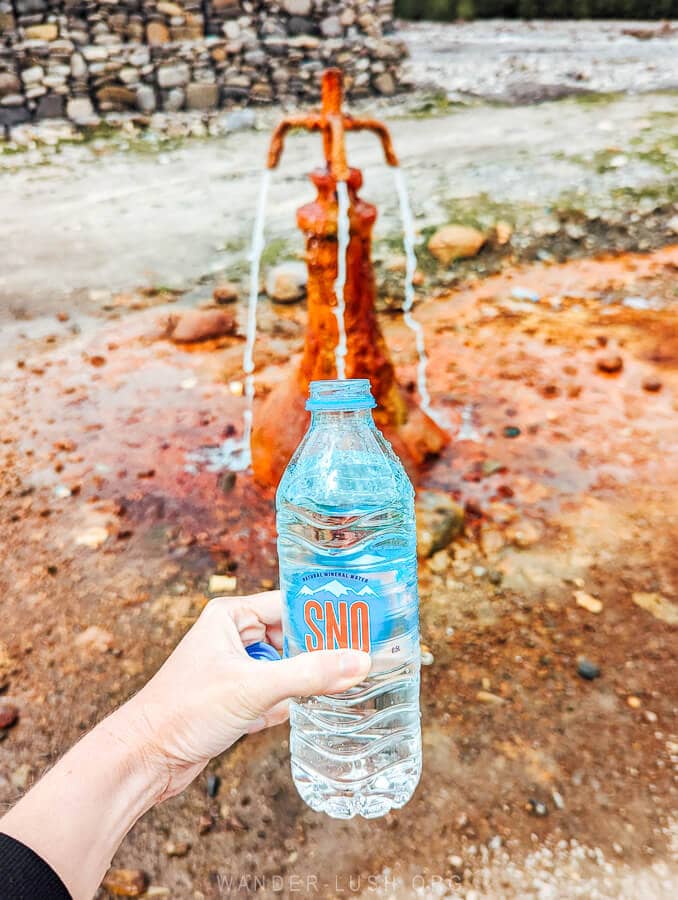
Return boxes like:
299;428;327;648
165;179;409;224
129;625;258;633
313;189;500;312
631;592;677;625
198;813;214;835
164;840;190;857
206;773;221;798
503;425;521;438
551;790;565;810
574;591;603;614
476;690;505;705
510;286;540;302
596;354;623;374
577;657;601;680
101;868;148;897
75;525;109;549
266;261;307;303
212;282;239;304
208;574;237;594
420;644;434;666
428;224;486;265
641;376;662;392
643;710;658;723
626;695;641;709
11;764;32;790
415;490;465;558
169;309;236;344
0;703;19;729
74;625;114;654
528;799;549;817
506;519;541;548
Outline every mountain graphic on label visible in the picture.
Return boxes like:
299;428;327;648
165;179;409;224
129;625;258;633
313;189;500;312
299;579;377;598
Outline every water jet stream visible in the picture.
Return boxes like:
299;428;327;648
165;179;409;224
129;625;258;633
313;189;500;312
333;180;350;380
392;168;438;424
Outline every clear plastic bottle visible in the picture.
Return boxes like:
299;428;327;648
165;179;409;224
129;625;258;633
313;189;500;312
277;379;421;819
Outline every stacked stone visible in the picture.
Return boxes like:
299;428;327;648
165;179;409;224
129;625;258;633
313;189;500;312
142;0;203;45
1;0;405;130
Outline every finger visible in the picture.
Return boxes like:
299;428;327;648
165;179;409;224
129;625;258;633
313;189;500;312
247;650;371;711
247;699;290;733
240;590;282;625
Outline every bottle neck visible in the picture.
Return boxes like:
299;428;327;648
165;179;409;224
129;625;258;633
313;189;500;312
310;408;374;428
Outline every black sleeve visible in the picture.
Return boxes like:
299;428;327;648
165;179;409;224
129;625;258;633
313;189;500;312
0;833;72;900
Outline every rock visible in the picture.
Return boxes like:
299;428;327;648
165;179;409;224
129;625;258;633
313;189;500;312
0;703;19;729
75;525;108;548
164;840;190;857
158;64;190;89
25;23;58;40
212;281;239;304
21;66;44;85
575;591;603;614
283;0;311;14
641;376;662;392
208;574;237;593
374;72;395;95
75;625;114;653
266;261;307;302
101;868;148;897
186;82;219;110
420;643;434;666
164;87;184;112
136;85;156;113
206;773;220;797
66;96;97;125
428;225;486;265
632;592;678;625
667;215;678;235
287;16;316;35
10;764;31;790
577;657;601;680
506;519;541;548
643;710;658;724
320;15;342;38
70;53;87;80
36;94;64;119
157;1;185;14
169;309;236;343
0;73;21;97
147;22;170;45
476;690;505;705
494;221;513;245
596;354;623;374
416;490;464;557
510;286;540;302
626;695;641;709
503;425;521;438
97;86;137;110
528;799;548;817
198;813;214;835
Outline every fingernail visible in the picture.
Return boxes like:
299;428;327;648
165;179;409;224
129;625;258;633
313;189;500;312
338;650;371;679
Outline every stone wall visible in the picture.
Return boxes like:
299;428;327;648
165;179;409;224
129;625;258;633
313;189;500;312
0;1;404;127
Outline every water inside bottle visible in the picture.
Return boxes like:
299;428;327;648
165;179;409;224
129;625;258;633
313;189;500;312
277;379;422;819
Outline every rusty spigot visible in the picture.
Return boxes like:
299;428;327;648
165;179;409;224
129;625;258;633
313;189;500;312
266;68;399;180
251;67;448;488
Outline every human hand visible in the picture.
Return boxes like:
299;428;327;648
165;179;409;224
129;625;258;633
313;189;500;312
120;590;371;800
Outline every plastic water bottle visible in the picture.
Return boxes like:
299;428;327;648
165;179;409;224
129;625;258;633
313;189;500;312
277;379;421;819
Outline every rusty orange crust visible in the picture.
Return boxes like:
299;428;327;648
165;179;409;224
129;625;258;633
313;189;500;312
251;69;447;487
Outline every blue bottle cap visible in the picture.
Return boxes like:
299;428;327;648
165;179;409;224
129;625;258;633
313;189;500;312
245;641;281;661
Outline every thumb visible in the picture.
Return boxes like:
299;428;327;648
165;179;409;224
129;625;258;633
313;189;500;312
249;649;371;711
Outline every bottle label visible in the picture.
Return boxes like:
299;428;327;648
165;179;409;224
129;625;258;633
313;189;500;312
284;566;418;656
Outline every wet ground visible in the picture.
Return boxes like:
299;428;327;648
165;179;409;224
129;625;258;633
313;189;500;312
1;20;678;900
0;244;676;898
